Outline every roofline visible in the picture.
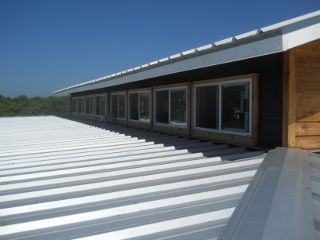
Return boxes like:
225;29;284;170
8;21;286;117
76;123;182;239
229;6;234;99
54;10;320;96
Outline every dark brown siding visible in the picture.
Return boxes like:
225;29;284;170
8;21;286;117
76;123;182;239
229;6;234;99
71;53;283;148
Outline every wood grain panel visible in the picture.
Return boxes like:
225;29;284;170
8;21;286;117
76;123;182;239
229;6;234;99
298;39;320;50
296;49;320;93
295;136;320;149
296;122;320;136
282;49;297;148
296;106;320;121
297;93;320;107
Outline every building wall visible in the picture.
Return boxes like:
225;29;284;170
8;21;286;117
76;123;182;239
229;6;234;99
283;39;320;149
70;53;284;149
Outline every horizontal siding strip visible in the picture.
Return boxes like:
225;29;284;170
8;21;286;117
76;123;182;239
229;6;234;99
296;122;320;136
296;106;320;122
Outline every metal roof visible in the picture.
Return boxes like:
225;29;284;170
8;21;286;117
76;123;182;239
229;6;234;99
0;116;266;240
54;10;320;96
218;148;320;240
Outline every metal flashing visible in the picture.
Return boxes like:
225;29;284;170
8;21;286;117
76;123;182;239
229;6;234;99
54;11;320;95
218;148;317;240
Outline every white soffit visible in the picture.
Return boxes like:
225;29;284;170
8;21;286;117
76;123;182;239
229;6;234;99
54;10;320;96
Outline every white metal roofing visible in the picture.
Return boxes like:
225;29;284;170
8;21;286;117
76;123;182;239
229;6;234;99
218;148;320;240
54;11;320;96
0;116;266;240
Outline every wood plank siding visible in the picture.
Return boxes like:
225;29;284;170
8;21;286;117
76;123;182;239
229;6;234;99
283;39;320;149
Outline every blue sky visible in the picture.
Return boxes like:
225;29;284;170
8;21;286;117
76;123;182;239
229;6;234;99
1;0;319;98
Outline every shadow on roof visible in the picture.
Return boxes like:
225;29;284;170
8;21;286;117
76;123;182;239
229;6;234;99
56;115;265;160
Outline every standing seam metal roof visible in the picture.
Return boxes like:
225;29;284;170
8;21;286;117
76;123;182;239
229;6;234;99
0;116;266;240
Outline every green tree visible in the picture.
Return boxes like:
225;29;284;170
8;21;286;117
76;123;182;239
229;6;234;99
0;95;70;116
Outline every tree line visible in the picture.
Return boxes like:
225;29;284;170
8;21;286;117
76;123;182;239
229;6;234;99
0;95;70;116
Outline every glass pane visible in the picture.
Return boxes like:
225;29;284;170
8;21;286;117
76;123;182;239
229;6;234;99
129;93;139;120
111;95;118;117
81;98;85;114
222;82;250;132
196;85;219;129
140;92;150;121
100;96;106;116
78;99;80;113
95;96;101;115
86;97;90;114
118;94;126;119
89;97;94;115
156;90;169;124
170;89;186;126
72;99;77;113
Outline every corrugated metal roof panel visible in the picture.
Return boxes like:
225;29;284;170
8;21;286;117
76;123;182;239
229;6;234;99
0;116;266;240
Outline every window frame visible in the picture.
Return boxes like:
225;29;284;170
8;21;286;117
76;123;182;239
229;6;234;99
194;78;252;136
128;90;151;123
154;86;188;128
111;92;126;120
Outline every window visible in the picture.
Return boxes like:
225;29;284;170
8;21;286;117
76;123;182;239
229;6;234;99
78;98;82;113
155;87;187;127
129;91;150;122
196;85;219;129
222;82;250;132
111;93;126;119
72;98;78;113
195;78;251;135
86;96;94;115
95;95;106;116
80;98;85;114
140;92;150;121
129;93;139;120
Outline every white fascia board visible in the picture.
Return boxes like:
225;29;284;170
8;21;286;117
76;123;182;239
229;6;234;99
282;15;320;50
57;34;282;95
54;91;70;96
235;30;261;40
261;10;320;33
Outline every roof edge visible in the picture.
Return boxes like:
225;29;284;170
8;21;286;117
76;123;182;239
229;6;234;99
54;10;320;95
